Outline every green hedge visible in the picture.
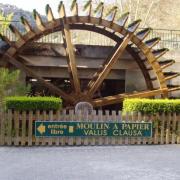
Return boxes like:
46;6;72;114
6;96;62;110
123;98;180;114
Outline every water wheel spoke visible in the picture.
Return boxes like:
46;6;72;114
61;20;81;94
9;55;75;103
86;33;134;98
92;88;168;107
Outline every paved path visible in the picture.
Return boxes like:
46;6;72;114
0;145;180;180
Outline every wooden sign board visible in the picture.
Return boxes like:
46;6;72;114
35;121;152;137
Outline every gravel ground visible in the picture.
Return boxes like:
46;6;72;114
0;145;180;180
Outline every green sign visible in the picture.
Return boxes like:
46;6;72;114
35;121;152;137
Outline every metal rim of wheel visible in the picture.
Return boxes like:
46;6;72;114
0;0;180;108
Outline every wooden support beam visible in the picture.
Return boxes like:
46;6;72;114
86;42;121;89
92;88;168;107
5;54;75;103
86;20;141;97
61;20;81;94
86;39;128;97
69;23;153;90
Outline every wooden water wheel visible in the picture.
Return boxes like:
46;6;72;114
0;1;179;108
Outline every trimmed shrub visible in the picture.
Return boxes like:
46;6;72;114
6;96;62;110
123;98;180;114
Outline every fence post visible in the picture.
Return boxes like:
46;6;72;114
165;113;171;144
68;110;74;146
7;109;12;146
154;113;159;144
41;110;47;146
55;109;60;146
90;110;96;146
160;113;165;144
98;110;104;145
75;110;82;146
117;111;123;145
84;110;89;146
177;113;180;144
14;110;19;146
137;112;142;144
35;110;40;146
0;109;5;145
21;111;27;146
28;111;33;146
172;113;177;144
48;110;53;146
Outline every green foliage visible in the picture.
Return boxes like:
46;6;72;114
0;68;31;97
0;12;13;33
0;68;19;109
10;83;31;96
6;96;62;110
123;98;180;114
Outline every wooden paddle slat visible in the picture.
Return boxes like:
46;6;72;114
14;111;19;146
160;113;165;144
172;113;177;144
55;110;61;146
117;111;123;145
68;110;74;146
166;113;171;144
48;110;53;146
28;111;33;146
7;110;12;146
177;113;180;144
35;110;40;146
154;113;159;144
21;111;26;146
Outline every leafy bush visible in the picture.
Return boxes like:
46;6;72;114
123;98;180;114
6;96;62;110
